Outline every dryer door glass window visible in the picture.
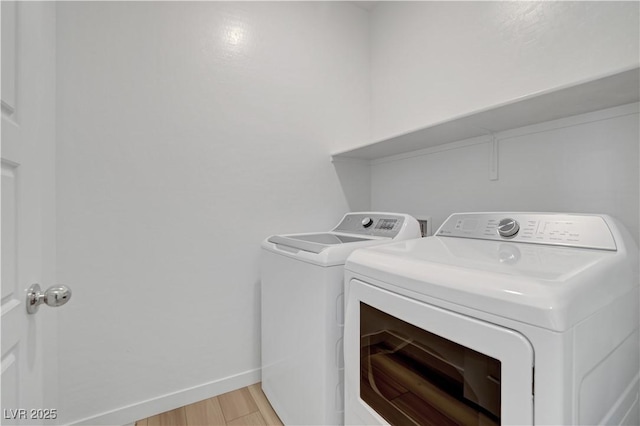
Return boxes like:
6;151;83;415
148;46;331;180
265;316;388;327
360;303;501;426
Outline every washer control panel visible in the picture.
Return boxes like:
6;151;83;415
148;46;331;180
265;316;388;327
334;213;408;238
437;213;617;251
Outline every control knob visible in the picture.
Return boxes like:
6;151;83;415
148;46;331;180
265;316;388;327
497;218;519;238
361;217;374;228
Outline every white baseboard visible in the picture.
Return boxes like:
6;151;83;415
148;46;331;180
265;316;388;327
68;368;262;426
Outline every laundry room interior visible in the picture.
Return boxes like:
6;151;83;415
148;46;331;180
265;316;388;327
1;1;639;426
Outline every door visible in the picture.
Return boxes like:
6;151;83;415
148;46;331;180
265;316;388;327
344;279;534;426
2;2;58;424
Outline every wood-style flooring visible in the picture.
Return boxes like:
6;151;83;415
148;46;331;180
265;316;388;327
135;383;283;426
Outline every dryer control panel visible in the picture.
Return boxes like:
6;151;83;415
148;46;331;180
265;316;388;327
436;212;617;251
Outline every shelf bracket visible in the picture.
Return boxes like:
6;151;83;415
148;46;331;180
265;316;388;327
489;135;499;181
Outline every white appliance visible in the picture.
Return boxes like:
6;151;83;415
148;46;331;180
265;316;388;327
344;212;639;426
261;212;422;425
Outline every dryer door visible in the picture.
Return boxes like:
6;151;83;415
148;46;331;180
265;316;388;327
344;279;534;426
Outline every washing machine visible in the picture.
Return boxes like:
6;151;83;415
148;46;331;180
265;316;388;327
344;212;639;426
261;212;422;425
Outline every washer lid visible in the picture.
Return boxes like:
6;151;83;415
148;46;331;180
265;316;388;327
345;232;638;331
262;212;422;265
268;233;374;254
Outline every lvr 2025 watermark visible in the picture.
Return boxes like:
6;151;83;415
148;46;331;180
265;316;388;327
3;409;57;420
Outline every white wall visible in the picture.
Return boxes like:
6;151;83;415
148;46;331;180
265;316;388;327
55;2;369;424
370;1;640;142
371;104;640;243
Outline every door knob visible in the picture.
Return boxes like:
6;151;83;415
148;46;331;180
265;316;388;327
26;283;72;314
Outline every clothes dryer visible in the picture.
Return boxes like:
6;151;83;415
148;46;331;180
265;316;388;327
261;212;422;425
344;212;639;425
